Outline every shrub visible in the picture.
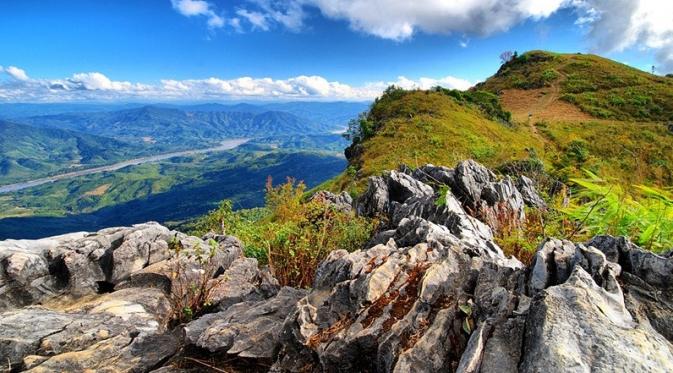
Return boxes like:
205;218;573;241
496;204;575;265
564;139;590;165
193;178;376;287
432;87;512;123
541;69;559;84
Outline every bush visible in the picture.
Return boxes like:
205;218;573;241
541;69;559;84
193;178;376;287
432;87;512;123
564;139;590;165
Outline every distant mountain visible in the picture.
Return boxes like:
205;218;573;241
0;120;143;184
175;103;268;114
19;106;333;147
261;101;370;128
162;101;370;128
0;150;346;238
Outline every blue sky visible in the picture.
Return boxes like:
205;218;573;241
0;0;671;102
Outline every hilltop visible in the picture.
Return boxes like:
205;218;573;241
476;50;673;122
326;52;673;194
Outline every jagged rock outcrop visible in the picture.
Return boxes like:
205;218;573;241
272;161;673;372
358;161;534;234
2;160;672;372
0;223;286;372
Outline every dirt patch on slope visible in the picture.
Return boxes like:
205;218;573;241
500;88;593;122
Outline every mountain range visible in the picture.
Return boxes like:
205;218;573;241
0;101;367;185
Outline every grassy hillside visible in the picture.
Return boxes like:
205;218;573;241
326;88;537;193
325;86;673;195
477;50;673;122
0;120;145;184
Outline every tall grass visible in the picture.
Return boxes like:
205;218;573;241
193;178;376;287
565;171;673;252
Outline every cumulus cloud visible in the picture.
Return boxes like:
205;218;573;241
218;0;673;73
573;0;673;72
171;0;224;28
0;66;472;102
302;0;565;40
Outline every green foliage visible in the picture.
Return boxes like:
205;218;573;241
434;185;449;208
565;172;673;252
192;179;376;287
541;69;559;84
564;139;590;165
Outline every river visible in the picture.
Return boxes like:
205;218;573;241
0;138;250;194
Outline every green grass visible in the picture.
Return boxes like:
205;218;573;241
477;50;673;122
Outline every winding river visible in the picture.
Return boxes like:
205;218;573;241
0;138;250;194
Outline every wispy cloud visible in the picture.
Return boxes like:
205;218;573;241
170;0;225;28
0;67;472;102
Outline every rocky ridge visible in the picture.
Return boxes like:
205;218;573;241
1;160;672;372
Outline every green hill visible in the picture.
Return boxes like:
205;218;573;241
323;52;673;194
476;50;673;122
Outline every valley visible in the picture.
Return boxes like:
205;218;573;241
0;138;249;194
0;102;363;239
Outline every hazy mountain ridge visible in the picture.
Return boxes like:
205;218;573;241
17;106;329;146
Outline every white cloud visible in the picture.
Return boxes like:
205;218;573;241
171;0;224;29
572;0;673;72
68;72;149;91
2;66;30;81
236;9;271;31
263;0;568;41
0;66;472;102
221;0;673;73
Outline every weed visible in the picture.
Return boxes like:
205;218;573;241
167;236;225;324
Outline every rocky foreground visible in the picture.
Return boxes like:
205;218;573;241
1;160;672;372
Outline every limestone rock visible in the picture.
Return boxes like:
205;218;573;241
310;191;354;213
